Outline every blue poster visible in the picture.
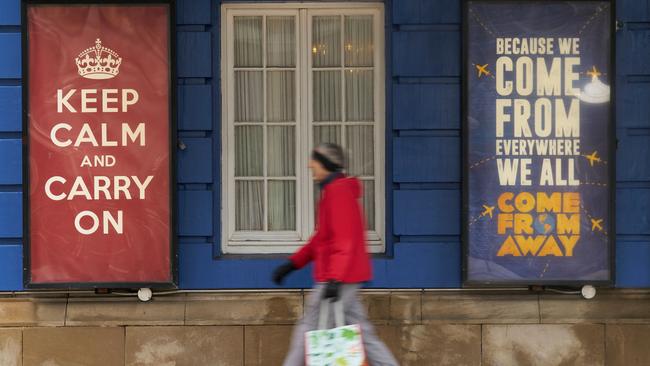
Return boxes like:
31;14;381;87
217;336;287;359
465;1;613;284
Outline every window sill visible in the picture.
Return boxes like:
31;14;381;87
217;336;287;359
223;239;385;255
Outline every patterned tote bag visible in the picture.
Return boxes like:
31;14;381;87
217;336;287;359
305;299;368;366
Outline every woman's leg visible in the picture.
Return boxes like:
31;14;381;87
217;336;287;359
339;284;400;366
283;284;325;366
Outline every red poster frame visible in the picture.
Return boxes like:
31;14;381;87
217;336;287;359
22;0;178;289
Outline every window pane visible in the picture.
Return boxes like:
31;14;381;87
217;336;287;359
268;180;296;231
267;16;296;67
236;180;264;230
312;16;341;67
345;70;374;121
346;125;374;176
235;71;263;122
235;126;263;176
268;126;295;177
345;15;373;67
234;16;262;67
226;8;383;250
313;71;341;121
314;125;341;146
267;71;295;122
362;180;375;230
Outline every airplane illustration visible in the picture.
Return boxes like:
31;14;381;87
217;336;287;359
591;218;603;232
584;151;601;167
476;64;490;78
480;205;495;218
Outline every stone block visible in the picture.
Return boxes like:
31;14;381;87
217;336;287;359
244;325;293;366
65;295;186;326
23;327;125;366
540;290;650;323
483;324;605;366
606;324;650;366
125;326;243;365
381;324;481;366
185;292;302;325
374;325;403;361
360;291;391;324
0;297;66;326
0;329;21;366
422;292;539;323
390;292;421;324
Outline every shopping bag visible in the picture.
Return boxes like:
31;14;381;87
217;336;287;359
305;299;368;366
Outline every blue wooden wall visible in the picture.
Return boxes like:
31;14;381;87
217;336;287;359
0;0;23;291
615;0;650;286
0;0;648;290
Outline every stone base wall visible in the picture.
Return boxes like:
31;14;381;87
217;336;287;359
0;289;649;365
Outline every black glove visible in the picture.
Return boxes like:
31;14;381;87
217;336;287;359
322;280;341;301
272;261;296;285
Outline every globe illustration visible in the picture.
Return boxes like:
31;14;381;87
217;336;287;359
533;214;556;234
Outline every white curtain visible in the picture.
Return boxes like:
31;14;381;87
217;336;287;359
234;15;297;232
314;125;341;146
311;15;376;231
267;16;295;67
236;181;264;230
269;181;296;230
313;71;341;121
312;16;342;122
235;71;263;122
234;16;262;67
267;71;295;122
232;14;376;233
268;126;296;230
345;70;374;121
345;16;375;230
345;16;373;67
268;126;295;176
312;16;341;67
235;126;263;176
346;125;374;176
362;181;375;230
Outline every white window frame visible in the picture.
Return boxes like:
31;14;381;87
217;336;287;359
221;2;385;254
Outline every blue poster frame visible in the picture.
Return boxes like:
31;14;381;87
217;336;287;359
461;0;616;287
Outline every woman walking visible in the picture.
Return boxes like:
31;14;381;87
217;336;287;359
273;143;399;366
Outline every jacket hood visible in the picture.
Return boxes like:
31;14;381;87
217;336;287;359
329;176;362;199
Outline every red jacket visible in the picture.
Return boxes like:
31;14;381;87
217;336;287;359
290;175;372;283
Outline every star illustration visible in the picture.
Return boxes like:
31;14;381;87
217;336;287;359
586;65;602;79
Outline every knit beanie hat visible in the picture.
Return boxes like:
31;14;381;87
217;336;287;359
312;143;346;172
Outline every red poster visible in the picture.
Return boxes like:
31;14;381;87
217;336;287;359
25;3;175;286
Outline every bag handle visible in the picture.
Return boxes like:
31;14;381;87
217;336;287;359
318;299;345;330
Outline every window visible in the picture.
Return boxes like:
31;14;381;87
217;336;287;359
221;3;384;254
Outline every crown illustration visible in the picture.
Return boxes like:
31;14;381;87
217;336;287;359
75;38;122;79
